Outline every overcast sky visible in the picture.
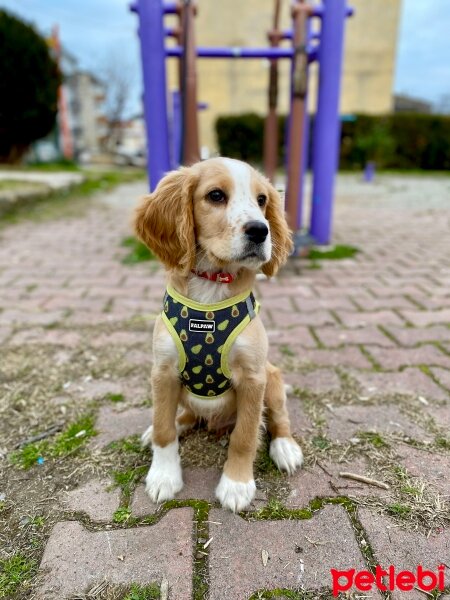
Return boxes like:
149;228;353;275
2;0;450;114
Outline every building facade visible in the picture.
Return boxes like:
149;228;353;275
167;0;402;152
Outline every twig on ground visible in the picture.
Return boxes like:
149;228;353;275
339;471;390;490
14;423;64;449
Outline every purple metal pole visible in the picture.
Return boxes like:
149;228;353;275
166;46;296;59
135;0;171;190
310;0;347;244
296;16;313;230
171;90;181;168
311;5;354;17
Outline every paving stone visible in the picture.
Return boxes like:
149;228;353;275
0;309;65;326
365;345;449;370
397;446;450;497
267;326;318;348
325;404;432;443
384;325;450;346
68;377;149;404
315;325;395;348
91;406;152;448
286;396;313;437
400;308;450;327
0;326;12;344
132;466;267;517
268;308;337;328
8;328;81;347
36;508;193;599
337;310;405;328
285;369;341;394
87;331;151;348
62;479;120;522
208;505;372;599
287;457;392;507
350;368;449;401
351;296;417;311
431;367;450;390
297;347;372;369
358;509;450;600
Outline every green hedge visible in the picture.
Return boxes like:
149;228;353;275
215;113;450;170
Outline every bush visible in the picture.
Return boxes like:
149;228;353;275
215;112;450;171
0;10;60;163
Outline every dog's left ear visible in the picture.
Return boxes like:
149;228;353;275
134;166;198;274
262;184;293;277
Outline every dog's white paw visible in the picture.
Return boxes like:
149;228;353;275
215;474;256;512
270;437;303;475
145;440;183;503
141;425;153;447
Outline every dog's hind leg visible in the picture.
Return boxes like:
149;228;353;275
176;406;198;434
264;361;303;475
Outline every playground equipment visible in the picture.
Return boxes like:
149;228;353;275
131;0;352;245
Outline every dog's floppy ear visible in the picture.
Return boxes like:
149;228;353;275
134;167;198;274
262;184;293;277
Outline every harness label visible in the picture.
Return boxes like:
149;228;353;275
189;319;215;332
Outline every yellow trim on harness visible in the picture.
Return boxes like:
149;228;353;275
220;301;260;378
161;311;186;372
167;285;253;312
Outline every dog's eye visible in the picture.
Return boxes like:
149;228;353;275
207;189;226;203
257;194;267;207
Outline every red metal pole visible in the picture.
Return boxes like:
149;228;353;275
263;0;282;182
285;0;310;230
180;0;200;165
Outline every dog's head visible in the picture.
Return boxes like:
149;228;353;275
134;157;293;277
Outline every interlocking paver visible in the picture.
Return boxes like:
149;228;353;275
349;368;449;401
325;404;433;443
62;479;121;522
364;345;449;370
208;506;373;599
36;509;193;599
90;406;152;448
3;177;450;600
358;509;450;600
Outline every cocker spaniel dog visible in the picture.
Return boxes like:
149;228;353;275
134;157;303;512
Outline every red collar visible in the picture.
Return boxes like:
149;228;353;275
191;269;234;284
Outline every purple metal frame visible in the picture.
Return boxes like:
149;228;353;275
310;0;348;243
132;0;350;243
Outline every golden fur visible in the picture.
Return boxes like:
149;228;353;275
134;157;302;511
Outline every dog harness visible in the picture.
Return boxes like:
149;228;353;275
162;286;260;399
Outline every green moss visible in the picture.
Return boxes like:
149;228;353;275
308;245;359;261
435;436;450;450
311;435;331;450
108;435;142;454
112;465;148;498
123;583;160;600
255;438;281;476
0;554;36;598
113;507;132;524
121;236;156;264
358;431;388;448
106;392;125;403
279;344;295;357
387;503;411;517
10;414;96;469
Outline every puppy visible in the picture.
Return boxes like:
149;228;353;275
134;157;303;512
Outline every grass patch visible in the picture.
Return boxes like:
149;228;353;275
105;392;125;403
123;583;160;600
308;245;359;261
108;435;142;455
113;507;132;524
10;414;96;469
111;465;148;499
387;502;412;517
358;431;388;448
435;436;450;450
121;236;155;264
0;554;36;598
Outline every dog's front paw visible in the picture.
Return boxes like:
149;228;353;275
141;425;153;447
215;474;256;512
145;440;183;503
270;437;303;475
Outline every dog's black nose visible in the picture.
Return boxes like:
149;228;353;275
244;221;269;244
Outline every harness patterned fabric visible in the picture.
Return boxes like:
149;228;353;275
161;285;260;399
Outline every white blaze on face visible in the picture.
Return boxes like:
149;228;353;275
220;158;271;263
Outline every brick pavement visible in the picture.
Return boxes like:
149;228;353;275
1;175;449;599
